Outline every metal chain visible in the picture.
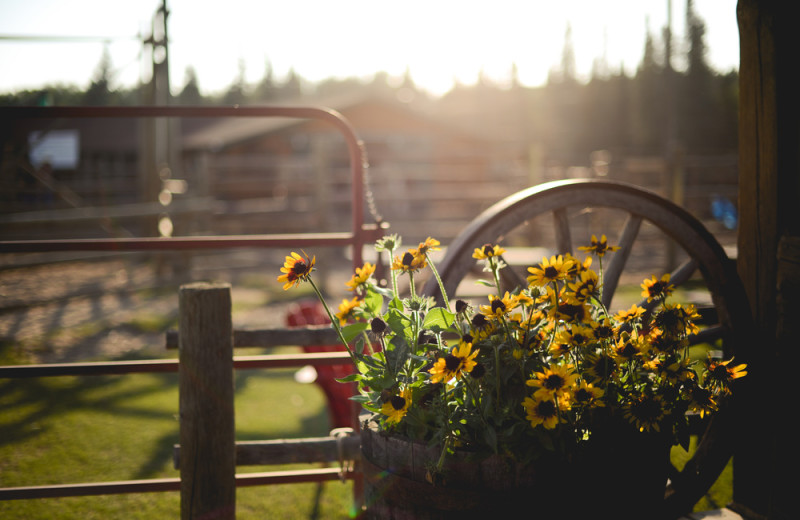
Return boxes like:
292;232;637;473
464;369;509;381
358;139;384;225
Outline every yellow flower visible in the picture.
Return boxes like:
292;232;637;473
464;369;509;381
613;331;647;363
472;243;506;259
391;249;427;273
614;304;646;324
526;364;578;400
429;341;479;384
479;292;517;319
571;381;605;408
335;297;362;326
585;352;618;383
567;268;600;302
417;237;441;255
381;388;411;425
578;234;620;258
527;255;574;287
623;393;665;432
345;262;376;292
277;251;315;290
705;357;748;393
652;303;701;338
522;396;564;429
641;274;674;302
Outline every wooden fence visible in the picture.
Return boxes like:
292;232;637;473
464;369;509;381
0;281;363;518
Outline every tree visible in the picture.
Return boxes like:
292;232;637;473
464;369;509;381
254;59;277;102
83;46;113;105
176;66;203;105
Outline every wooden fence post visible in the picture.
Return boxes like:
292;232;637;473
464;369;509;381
179;282;236;519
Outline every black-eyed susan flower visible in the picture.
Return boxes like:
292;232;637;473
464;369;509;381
335;297;362;326
705;357;748;393
613;331;647;363
548;294;592;324
591;317;617;342
568;268;600;302
688;386;718;419
345;262;376;292
429;341;479;384
277;251;315;290
417;237;441;255
623;393;666;432
522;396;563;429
641;274;674;302
585;352;618;383
565;254;593;279
391;249;427;273
472;243;506;259
527;255;574;287
381;388;411;425
652;303;701;338
526;363;578;400
614;304;646;325
551;325;594;358
572;380;605;409
578;234;621;258
479;291;517;319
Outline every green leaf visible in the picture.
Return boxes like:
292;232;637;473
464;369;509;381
363;286;385;314
475;279;495;287
342;322;369;343
336;374;362;383
422;307;456;332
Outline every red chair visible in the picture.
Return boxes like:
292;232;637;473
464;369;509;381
286;299;357;429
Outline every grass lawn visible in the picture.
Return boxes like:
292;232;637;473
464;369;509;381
0;354;355;519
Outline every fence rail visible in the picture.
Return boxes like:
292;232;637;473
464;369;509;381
0;105;372;517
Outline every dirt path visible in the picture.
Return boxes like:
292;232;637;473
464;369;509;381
0;255;313;364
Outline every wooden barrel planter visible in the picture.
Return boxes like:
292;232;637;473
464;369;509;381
360;420;672;519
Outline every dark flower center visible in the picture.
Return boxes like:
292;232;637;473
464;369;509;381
544;266;559;278
470;363;485;378
370;317;387;334
536;400;557;417
471;314;489;328
491;299;506;313
595;325;614;339
632;397;661;421
544;374;565;390
390;395;406;410
455;299;469;314
574;388;591;403
402;252;415;267
461;333;473;344
649;281;666;296
444;354;462;371
292;261;308;275
482;244;494;256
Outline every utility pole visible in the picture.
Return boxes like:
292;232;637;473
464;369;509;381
139;0;180;240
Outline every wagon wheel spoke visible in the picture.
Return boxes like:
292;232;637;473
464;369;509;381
601;213;642;308
634;258;700;315
498;255;527;293
553;207;572;254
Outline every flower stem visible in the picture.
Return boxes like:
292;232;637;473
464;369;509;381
426;252;451;312
308;277;355;362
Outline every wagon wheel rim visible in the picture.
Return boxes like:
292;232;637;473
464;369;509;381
421;178;752;518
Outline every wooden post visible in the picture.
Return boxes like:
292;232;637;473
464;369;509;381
736;1;800;517
179;282;235;519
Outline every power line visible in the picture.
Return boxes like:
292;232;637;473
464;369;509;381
0;34;139;43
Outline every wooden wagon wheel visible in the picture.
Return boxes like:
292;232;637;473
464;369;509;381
420;178;752;518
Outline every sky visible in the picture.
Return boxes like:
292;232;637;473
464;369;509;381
0;0;740;98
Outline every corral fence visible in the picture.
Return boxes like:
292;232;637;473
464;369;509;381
0;105;384;517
